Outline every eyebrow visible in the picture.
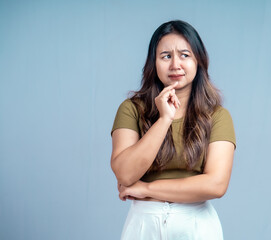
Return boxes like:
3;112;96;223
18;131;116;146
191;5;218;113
159;49;191;55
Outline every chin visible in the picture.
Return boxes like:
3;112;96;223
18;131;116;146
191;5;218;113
175;82;184;88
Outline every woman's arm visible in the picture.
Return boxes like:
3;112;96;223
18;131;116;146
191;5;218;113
118;141;235;203
111;118;171;186
111;83;180;187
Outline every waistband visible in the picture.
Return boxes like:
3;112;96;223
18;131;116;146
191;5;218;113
131;200;208;214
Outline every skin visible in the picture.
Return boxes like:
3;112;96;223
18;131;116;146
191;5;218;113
156;33;198;118
111;33;235;203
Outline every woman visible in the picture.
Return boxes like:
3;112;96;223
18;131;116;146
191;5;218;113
110;20;236;240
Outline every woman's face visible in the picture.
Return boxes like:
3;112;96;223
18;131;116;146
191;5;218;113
156;33;198;92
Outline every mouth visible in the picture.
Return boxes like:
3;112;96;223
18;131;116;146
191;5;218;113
168;74;185;80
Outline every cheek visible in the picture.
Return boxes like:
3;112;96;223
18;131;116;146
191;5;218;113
156;62;165;78
186;61;197;75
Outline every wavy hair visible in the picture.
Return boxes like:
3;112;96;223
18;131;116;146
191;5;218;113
130;20;221;170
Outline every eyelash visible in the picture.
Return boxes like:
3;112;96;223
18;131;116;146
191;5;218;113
163;55;171;59
162;54;189;59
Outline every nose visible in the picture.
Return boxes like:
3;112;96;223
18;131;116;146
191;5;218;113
170;55;181;70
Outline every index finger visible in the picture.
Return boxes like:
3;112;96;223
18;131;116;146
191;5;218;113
161;82;178;92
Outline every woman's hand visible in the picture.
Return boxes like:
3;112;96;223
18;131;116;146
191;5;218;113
155;82;180;121
118;181;149;201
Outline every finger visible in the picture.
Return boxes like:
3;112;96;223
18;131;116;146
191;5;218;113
173;97;179;109
169;95;176;108
119;192;126;201
173;94;180;108
161;83;178;94
169;95;174;104
119;187;130;200
168;91;179;108
161;89;176;101
127;196;135;200
160;82;178;94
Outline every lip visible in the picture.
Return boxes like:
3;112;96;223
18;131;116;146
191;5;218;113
168;74;185;80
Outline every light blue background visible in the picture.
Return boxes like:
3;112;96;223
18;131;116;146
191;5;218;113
1;0;270;239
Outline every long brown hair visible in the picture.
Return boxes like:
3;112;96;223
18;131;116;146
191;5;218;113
130;20;221;170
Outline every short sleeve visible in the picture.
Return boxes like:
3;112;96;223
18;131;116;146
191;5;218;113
209;107;236;148
111;99;140;135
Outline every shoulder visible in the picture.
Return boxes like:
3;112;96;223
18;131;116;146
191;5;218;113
111;98;142;135
120;98;137;109
210;106;236;148
211;106;233;123
117;99;139;119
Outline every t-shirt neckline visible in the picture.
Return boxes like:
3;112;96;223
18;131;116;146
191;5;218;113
172;117;184;123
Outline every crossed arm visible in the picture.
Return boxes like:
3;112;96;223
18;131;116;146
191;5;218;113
111;127;235;203
111;83;235;203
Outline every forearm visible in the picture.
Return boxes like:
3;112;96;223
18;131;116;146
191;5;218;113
146;174;228;203
111;117;172;186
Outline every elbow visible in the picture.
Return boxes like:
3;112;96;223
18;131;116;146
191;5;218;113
213;188;226;199
116;176;135;187
207;176;229;199
212;182;228;199
113;169;135;186
110;158;118;177
111;160;135;186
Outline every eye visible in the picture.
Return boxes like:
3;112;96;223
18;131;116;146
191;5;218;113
181;54;189;58
162;54;171;59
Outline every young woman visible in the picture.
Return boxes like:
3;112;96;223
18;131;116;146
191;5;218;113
110;20;236;240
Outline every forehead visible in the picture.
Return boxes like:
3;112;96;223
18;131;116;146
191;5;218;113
156;33;192;52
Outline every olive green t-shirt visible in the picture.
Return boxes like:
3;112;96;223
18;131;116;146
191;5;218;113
111;99;236;182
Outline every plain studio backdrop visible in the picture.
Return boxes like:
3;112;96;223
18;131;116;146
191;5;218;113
0;0;270;239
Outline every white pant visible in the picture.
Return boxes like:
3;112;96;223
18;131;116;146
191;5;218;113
121;200;223;240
